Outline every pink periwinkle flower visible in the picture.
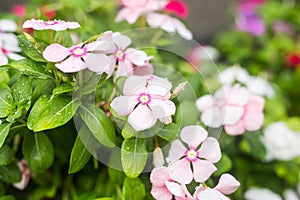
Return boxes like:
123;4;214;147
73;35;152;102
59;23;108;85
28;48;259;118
97;31;149;78
236;11;265;36
196;173;241;200
43;41;111;73
164;0;189;19
150;166;187;200
0;33;24;66
166;125;221;184
146;12;193;40
224;94;265;136
22;19;80;31
238;0;265;14
13;159;33;190
196;84;250;129
116;0;167;24
110;75;176;131
11;4;26;18
0;19;17;33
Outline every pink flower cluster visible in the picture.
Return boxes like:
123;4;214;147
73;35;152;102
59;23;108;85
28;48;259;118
116;0;192;40
196;84;265;136
150;125;240;199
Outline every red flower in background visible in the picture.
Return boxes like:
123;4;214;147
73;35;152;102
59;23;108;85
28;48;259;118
41;6;56;20
164;0;189;19
11;4;26;18
286;52;300;69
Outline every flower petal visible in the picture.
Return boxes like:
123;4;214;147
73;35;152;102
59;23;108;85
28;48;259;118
85;53;113;75
215;173;240;195
165;181;185;197
147;75;172;97
123;75;148;96
151;186;173;200
134;63;154;76
146;13;166;28
244;111;264;132
128;104;157;131
174;18;193;40
180;125;208;148
113;32;132;50
166;139;186;163
0;20;17;32
110;96;138;116
150;166;170;186
224;120;246;136
168;158;193;184
55;56;86;73
192;159;217;183
85;40;111;52
116;59;134;78
125;48;147;66
198;137;221;163
7;53;24;61
43;43;71;62
197;188;228;200
201;107;224;128
0;52;8;66
149;99;176;119
196;95;214;112
223;105;244;125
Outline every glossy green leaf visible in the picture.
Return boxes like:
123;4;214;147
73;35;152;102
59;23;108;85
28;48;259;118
68;133;91;174
5;59;52;79
52;83;73;96
18;35;46;62
54;31;73;47
122;122;139;139
31;79;55;102
214;154;232;176
22;132;54;173
121;138;148;178
122;177;146;200
156;123;179;141
27;95;80;132
0;84;13;118
0;123;12;149
0;195;15;200
0;145;14;166
0;163;21;184
11;75;32;110
79;105;116;148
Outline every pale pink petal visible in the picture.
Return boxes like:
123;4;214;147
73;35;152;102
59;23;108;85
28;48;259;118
134;63;154;76
146;13;166;27
22;19;45;30
149;99;176;119
122;0;148;7
196;95;214;112
181;184;194;199
168;158;193;184
201;107;224;128
125;48;147;66
226;85;250;106
192;159;217;183
223;105;244;125
112;32;132;50
246;95;265;111
197;188;228;200
198;137;221;163
128;104;157;131
55;56;86;73
43;43;71;62
165;181;185;197
147;75;172;97
151;186;173;200
7;53;24;61
1;33;19;49
166;139;186;163
173;18;193;40
244;111;264;132
110;96;138;116
0;19;17;32
0;53;8;65
85;41;111;52
116;59;134;78
123;75;148;96
180;125;208;148
215;173;240;195
13;173;30;190
150;166;170;186
85;54;113;74
224;120;246;136
160;17;176;33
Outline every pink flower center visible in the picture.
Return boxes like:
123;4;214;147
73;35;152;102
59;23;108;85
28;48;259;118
115;49;125;61
45;21;59;26
1;47;8;55
185;147;199;162
70;46;88;57
138;93;151;105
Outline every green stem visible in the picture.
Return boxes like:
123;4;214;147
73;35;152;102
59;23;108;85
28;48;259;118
151;29;164;44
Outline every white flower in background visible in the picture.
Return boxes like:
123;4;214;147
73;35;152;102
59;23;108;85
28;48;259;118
0;33;24;66
218;65;275;98
284;189;299;200
261;122;300;161
188;45;220;67
0;19;17;33
245;188;282;200
0;119;2;125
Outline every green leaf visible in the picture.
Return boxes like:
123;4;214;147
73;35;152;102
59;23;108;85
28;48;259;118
18;35;46;62
0;84;14;118
68;133;91;174
54;31;73;47
0;145;14;166
175;101;199;127
0;195;15;200
214;154;232;176
122;177;146;200
11;75;32;110
122;122;139;139
27;95;80;132
6;59;53;79
32;79;56;102
22;132;54;173
52;83;73;96
0;163;21;184
0;123;12;149
157;123;179;141
239;131;266;159
121;138;148;178
78;105;116;148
